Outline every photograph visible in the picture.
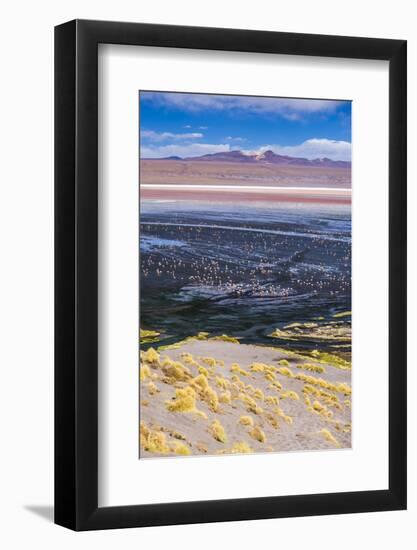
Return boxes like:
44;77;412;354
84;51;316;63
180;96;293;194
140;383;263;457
139;91;352;458
0;3;408;540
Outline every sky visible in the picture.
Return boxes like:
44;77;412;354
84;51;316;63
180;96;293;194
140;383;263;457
139;91;351;161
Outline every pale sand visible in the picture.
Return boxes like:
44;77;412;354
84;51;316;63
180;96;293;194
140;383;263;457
140;160;351;188
140;340;351;458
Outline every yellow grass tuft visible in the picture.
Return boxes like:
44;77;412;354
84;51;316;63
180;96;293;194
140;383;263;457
230;383;242;398
145;432;169;454
231;363;250;376
296;363;326;374
204;386;219;411
336;383;352;396
250;362;268;372
311;400;333;418
239;393;254;406
239;393;263;414
210;420;227;443
198;365;210;377
274;407;293;424
319;428;340;447
269;380;283;391
277;366;293;377
265;372;277;382
201;356;217;367
230;441;253;453
215;376;230;390
303;384;341;409
140;364;152;381
265;395;279;406
219;390;232;404
265;364;277;372
140;423;170;454
281;390;299;400
140;421;149;439
172;442;191;455
143;347;160;365
264;412;280;429
253;388;265;401
238;415;254;426
147;381;159;395
161;357;192;381
201;386;219;412
250;426;266;443
165;386;197;413
180;352;200;367
295;373;351;396
190;373;209;391
278;359;290;366
302;383;317;394
231;375;245;388
312;400;325;412
190;375;219;411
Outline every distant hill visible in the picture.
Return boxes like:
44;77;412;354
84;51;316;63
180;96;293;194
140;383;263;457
144;149;351;168
252;150;350;168
186;150;257;163
158;155;183;160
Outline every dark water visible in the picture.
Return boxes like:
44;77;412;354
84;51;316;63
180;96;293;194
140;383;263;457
140;200;351;350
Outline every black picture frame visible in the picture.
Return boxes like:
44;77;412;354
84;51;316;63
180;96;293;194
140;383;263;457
55;19;407;531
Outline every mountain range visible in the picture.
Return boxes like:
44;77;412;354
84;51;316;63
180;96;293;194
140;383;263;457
151;149;351;168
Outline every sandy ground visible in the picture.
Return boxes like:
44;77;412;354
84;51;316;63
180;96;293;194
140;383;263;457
140;339;351;458
140;160;351;188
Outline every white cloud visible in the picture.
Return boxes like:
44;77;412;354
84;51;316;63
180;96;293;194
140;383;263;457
141;92;346;118
247;139;351;161
141;137;351;161
141;130;204;142
141;142;231;159
225;136;246;142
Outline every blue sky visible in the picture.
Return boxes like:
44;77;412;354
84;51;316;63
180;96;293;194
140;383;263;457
140;91;351;161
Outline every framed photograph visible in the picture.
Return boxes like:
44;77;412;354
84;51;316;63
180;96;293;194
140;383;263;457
55;19;407;530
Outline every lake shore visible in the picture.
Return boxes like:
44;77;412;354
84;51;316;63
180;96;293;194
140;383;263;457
141;184;351;204
140;337;351;458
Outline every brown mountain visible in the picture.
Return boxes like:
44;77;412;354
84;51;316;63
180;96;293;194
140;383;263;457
171;149;351;168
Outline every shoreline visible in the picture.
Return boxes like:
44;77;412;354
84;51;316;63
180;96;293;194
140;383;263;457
140;184;351;205
140;159;351;189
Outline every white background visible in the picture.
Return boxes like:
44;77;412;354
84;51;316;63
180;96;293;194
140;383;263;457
99;45;389;506
0;0;415;548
